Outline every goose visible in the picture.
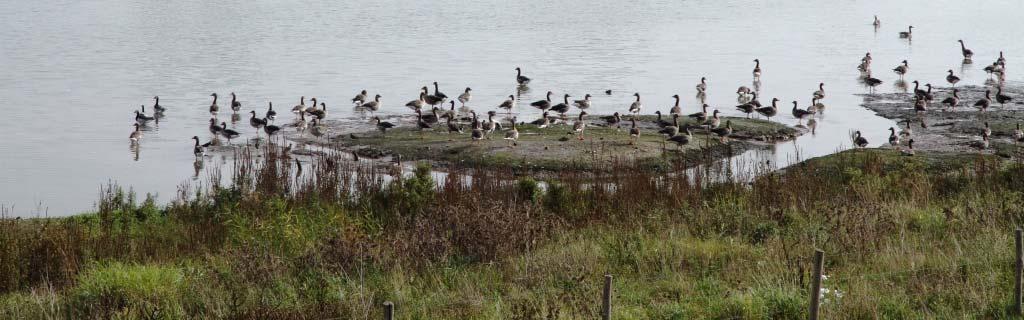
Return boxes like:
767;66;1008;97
864;75;883;92
152;96;166;113
470;112;484;141
416;111;433;133
920;83;934;101
911;81;927;97
736;86;753;97
431;82;447;100
445;101;460;120
946;70;960;87
445;114;463;134
209;93;220;113
736;100;755;117
899;119;913;138
192;136;211;157
209;118;222;135
629;93;643;114
532;112;552;128
531;91;553;111
550;94;571;115
812;83;826;99
220;122;240;140
752;59;761;78
811;97;826;113
230;92;242;112
792;101;813;123
654;111;673;128
1014;123;1023;141
498;95;516;113
573;94;592;110
504;117;519;146
421;107;440;124
129;123;142;142
858;59;871;73
458;87;472;106
406;92;426;111
309;119;326;138
984;63;1003;77
941;89;960;109
914;96;928;113
571;111;588;140
748;92;762;109
295;112;308;133
705;109;722;129
958;40;974;59
980;131;991;149
902;139;915;156
352;90;368;105
899;25;913;38
983;122;992;137
308;102;328;119
688;104;709;123
605;89;612;95
292;96;307;113
515;67;531;85
710;120;732;142
997;51;1007;65
423;86;444;108
996;87;1012;105
888;127;900;146
669;94;683;115
873;15;880;27
483;111;498;136
249;110;267;129
756;98;779;121
974;90;992;111
374;116;395;136
135;109;155;124
666;129;692;150
263;122;281;136
658;114;680;137
628;117;640;145
893;60;909;79
852;131;869;147
265;102;277;121
360;95;382;113
695;77;707;93
600;112;622;128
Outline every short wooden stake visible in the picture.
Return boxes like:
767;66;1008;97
1015;228;1022;315
808;250;824;320
602;274;612;320
384;301;394;320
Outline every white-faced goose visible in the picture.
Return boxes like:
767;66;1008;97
352;90;368;105
249;110;267;129
893;60;909;79
852;131;869;147
292;96;307;114
695;77;707;93
946;70;960;87
666;128;692;150
658;114;680;137
220;122;240;140
422;86;444;108
629;93;642;114
504;117;519;147
974;90;992;111
736;100;755;117
888;127;900;146
515;67;531;85
266;102;277;120
942;89;960;109
996;87;1012;105
532;112;551;128
911;81;926;97
360;95;381;113
792;101;813;123
573;94;592;110
498;95;516;114
899;25;913;38
374;116;395;136
209;93;219;113
129;123;142;142
458;87;472;106
531;91;553;111
152;96;165;113
710;120;732;142
688;104;709;123
550;94;571;115
812;83;826;99
230;92;242;112
958;40;974;59
571;111;588;140
753;59;761;78
756;98;779;121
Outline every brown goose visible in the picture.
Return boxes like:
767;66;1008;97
756;98;779;121
504;117;519;146
669;94;682;115
958;40;973;59
571;111;588;140
628;117;640;145
531;91;553;111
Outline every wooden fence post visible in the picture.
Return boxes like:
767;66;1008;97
808;249;824;320
1015;228;1022;316
602;274;612;320
384;301;394;320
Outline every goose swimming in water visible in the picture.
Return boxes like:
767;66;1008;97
946;70;960;87
209;118;222;135
352;90;368;105
899;25;913;38
752;59;761;78
498;95;516;114
958;40;974;59
792;101;813;123
531;91;553;111
129;123;142;142
864;75;883;92
504;117;519;147
695;77;707;93
192;136;211;157
135;109;155;124
571;111;588;140
209;93;219;113
515;67;531;85
852;131;869;148
893;60;909;79
308;102;328;119
265;102;277;120
974;90;992;111
669;94;683;115
230;92;242;113
374;116;395;136
292;96;307;114
996;87;1012;105
360;95;382;113
152;96;165;113
756;98;779;121
458;87;472;106
942;89;960;109
628;93;642;114
249;110;267;129
220;122;240;140
573;94;592;110
550;94;571;115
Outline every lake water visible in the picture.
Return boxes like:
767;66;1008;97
2;0;1022;216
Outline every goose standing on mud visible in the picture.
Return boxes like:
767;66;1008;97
504;117;519;147
958;40;974;59
360;95;382;114
209;93;220;113
654;110;672;128
670;94;683;115
152;96;166;114
498;95;516;114
209;118;222;135
515;67;531;85
129;123;142;142
628;117;640;145
352;90;368;105
695;77;707;94
458;87;472;107
752;59;762;78
309;102;328;119
550;94;571;115
531;91;553;111
1014;123;1024;141
756;98;779;121
812;83;826;99
710;120;732;142
420;107;440;124
899;25;913;38
658;114;680;137
792;101;813;124
249;110;267;130
571;111;588;140
230;92;242;113
888;127;900;147
899;119;913;138
374;116;396;136
893;60;909;79
996;87;1012;106
532;112;551;128
705;109;722;129
265;102;277;121
946;70;960;87
629;93;643;115
292;96;307;114
423;86;444;108
974;90;991;111
852;131;869;148
689;104;709;123
573;94;592;110
666;128;692;150
942;89;961;109
220;122;240;141
600;112;621;129
406;92;426;112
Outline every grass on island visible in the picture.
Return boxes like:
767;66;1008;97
1;145;1023;319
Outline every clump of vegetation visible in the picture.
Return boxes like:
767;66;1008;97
0;144;1022;318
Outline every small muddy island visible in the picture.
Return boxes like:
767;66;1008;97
289;113;804;171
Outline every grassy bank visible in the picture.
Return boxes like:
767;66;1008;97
1;145;1023;318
